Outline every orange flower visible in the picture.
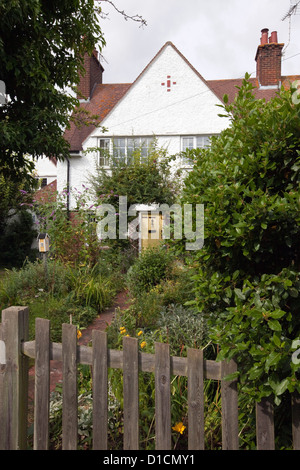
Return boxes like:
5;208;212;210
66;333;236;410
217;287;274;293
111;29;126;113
172;422;186;434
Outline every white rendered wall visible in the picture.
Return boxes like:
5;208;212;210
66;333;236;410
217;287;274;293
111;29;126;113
86;43;228;139
58;43;230;209
32;155;57;185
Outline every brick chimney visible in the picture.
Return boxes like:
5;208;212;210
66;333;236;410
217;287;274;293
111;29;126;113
255;28;284;88
77;49;104;101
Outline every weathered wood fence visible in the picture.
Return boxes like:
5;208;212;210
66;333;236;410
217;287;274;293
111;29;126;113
0;306;299;450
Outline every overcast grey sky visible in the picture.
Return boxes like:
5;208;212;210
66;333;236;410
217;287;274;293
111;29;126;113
98;0;300;84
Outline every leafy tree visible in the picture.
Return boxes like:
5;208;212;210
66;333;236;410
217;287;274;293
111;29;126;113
0;0;105;180
89;143;179;209
180;76;300;406
88;144;180;247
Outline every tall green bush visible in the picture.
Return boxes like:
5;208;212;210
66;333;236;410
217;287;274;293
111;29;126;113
180;76;300;406
89;143;180;210
126;246;173;297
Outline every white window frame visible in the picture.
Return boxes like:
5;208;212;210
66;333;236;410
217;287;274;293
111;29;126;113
181;135;212;166
98;137;154;166
98;138;110;167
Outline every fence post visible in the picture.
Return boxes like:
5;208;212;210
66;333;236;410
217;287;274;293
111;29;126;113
34;318;51;450
0;306;29;450
188;348;204;450
292;391;300;450
256;397;275;450
221;359;239;450
62;323;78;450
155;342;171;450
123;336;139;450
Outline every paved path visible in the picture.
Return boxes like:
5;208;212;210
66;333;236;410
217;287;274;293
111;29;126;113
28;290;130;400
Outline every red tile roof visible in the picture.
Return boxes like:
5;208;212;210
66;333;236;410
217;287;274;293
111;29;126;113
64;83;131;151
34;179;57;204
64;42;299;151
208;75;300;104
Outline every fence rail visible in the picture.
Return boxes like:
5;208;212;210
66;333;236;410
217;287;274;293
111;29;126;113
0;306;299;450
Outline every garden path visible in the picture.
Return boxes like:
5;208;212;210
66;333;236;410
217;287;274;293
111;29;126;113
28;290;131;401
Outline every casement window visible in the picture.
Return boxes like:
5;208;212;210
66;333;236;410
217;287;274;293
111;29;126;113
98;138;110;166
181;135;211;165
113;138;126;160
98;137;154;166
127;137;154;163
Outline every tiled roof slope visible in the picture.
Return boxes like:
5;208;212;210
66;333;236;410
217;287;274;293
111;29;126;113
208;75;300;104
64;83;131;151
34;179;57;203
64;39;299;152
65;75;299;151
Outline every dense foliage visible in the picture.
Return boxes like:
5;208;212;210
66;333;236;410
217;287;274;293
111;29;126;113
180;76;300;405
88;144;180;249
126;246;173;296
0;0;104;180
89;144;179;209
0;164;38;267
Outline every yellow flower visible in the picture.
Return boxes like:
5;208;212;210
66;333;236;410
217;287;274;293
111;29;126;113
137;330;143;336
172;422;186;434
140;341;146;349
77;330;82;339
120;327;126;335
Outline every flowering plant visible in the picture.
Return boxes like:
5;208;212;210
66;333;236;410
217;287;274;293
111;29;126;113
23;184;102;267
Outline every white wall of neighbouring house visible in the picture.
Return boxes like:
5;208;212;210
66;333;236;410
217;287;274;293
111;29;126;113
33;155;57;187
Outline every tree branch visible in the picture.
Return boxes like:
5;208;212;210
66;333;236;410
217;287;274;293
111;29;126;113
96;0;147;28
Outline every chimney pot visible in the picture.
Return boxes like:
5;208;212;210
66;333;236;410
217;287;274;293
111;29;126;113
255;28;283;88
270;31;278;43
261;28;269;45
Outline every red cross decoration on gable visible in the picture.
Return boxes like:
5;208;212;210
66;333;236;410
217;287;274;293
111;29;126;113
161;75;176;92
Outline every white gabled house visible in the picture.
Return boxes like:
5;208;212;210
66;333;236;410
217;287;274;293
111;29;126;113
57;41;230;210
23;26;296;251
56;28;299;213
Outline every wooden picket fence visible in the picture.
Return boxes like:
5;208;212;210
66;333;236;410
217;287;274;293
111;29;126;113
0;306;299;450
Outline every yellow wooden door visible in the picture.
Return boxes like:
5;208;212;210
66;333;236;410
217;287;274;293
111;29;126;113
140;213;163;251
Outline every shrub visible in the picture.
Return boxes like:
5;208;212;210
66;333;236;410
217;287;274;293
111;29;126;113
68;264;116;312
0;259;71;309
31;186;102;267
89;142;180;211
0;259;114;341
157;304;210;356
0;165;38;268
0;210;37;268
126;246;173;297
180;77;300;408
